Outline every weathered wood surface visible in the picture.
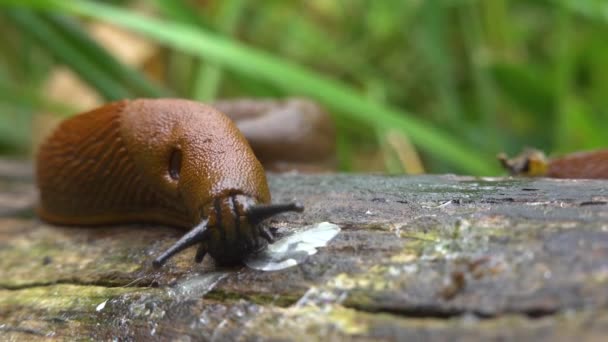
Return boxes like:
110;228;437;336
1;159;608;341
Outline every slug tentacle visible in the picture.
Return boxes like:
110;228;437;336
153;194;304;267
153;219;209;268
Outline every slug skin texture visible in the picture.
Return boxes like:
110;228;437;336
36;99;270;228
546;150;608;179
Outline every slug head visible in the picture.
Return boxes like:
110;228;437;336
152;194;304;267
120;99;271;228
116;99;303;267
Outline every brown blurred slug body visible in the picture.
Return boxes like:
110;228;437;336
499;148;608;179
544;150;608;179
36;98;303;267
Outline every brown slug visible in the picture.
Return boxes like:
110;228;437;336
213;98;336;172
36;98;304;267
498;148;608;179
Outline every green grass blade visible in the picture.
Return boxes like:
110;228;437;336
4;0;500;174
152;0;245;101
4;9;131;101
191;0;246;101
44;14;168;97
151;0;206;28
560;0;608;23
552;1;574;152
417;0;463;126
460;3;499;144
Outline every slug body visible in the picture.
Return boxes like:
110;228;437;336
499;148;608;179
545;150;608;179
213;98;336;172
36;99;303;266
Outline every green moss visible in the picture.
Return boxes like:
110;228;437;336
0;228;144;288
205;289;299;307
0;284;144;315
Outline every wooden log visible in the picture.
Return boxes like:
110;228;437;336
1;159;608;341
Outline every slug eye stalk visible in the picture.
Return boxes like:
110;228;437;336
153;219;209;268
152;202;304;268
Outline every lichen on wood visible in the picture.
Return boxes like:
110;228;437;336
2;160;608;340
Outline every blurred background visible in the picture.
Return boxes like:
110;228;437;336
0;0;607;175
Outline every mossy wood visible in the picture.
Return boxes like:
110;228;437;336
1;159;608;341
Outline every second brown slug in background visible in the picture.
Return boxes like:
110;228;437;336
214;98;336;173
499;148;608;179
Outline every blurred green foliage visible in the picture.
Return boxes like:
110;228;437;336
0;0;607;175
